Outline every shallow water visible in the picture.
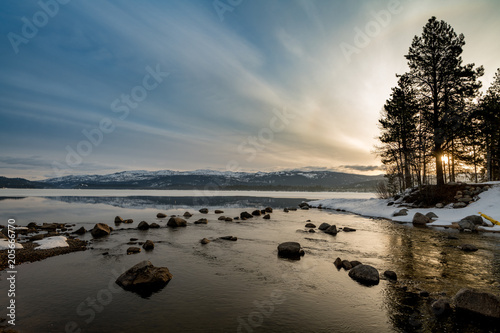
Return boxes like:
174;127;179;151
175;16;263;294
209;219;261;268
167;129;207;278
0;194;499;332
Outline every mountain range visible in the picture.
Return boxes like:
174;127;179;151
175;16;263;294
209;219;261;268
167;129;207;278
0;170;384;191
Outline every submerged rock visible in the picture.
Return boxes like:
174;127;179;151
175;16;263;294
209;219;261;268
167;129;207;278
453;288;500;319
194;218;208;224
240;211;253;219
251;210;261;216
200;238;211;244
156;213;167;218
137;221;150;230
142;240;154;251
115;261;172;295
219;236;237;241
458;244;478;252
318;223;331;231
324;225;338;235
199;208;209;214
127;247;141;254
343;227;356;232
150;223;160;229
263;214;271;220
265;207;273;213
167;217;187;228
277;242;305;259
214;210;224;214
305;223;316;228
348;264;380;286
183;212;193;218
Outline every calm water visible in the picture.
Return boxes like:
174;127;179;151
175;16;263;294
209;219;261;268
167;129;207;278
0;191;499;333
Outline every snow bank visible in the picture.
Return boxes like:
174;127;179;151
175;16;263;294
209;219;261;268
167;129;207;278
309;185;500;231
0;239;23;250
34;236;69;250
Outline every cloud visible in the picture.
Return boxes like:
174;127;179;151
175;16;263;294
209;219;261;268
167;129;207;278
340;165;384;172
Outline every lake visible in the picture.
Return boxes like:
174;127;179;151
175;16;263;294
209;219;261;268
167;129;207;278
0;190;499;332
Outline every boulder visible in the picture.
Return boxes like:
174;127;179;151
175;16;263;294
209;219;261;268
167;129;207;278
383;270;398;281
214;210;224;214
341;260;352;270
348;264;380;286
251;210;261;216
262;214;271;220
150;223;160;229
431;298;452;316
142;240;154;251
343;227;356;232
200;238;211;244
305;223;316;228
457;219;477;232
458;244;478;252
137;221;150;230
393;209;408;217
219;236;237;241
156;213;167;218
435;203;444;208
350;260;362;268
240;211;253;219
194;218;208;224
199;208;209;214
115;261;173;294
73;227;86;235
127;247;141;254
183;212;192;218
265;207;273;213
318;223;331;231
333;257;343;269
426;212;438;219
167;217;187;228
90;223;111;238
277;242;305;259
462;215;486;226
453;202;467;209
412;212;431;226
453;288;500;319
324;225;338;235
114;216;124;223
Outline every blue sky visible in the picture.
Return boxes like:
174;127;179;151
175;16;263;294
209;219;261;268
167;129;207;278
1;0;499;180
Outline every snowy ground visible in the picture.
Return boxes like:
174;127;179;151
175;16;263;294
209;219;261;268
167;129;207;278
34;236;69;250
308;183;500;232
0;239;24;250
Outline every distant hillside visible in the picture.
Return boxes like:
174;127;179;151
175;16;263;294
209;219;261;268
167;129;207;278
38;169;383;191
0;176;48;189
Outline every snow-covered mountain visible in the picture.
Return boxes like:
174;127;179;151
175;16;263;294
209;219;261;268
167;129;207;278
38;169;383;191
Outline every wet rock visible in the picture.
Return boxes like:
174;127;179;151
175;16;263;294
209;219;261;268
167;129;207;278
157;213;167;218
420;290;430;297
435;203;444;208
283;208;289;213
137;221;150;230
73;227;86;235
214;210;224;214
199;208;209;214
240;211;253;219
127;247;141;254
115;260;172;293
458;219;477;232
225;217;233;222
431;298;452;316
318;223;331;231
200;238;211;244
265;207;273;213
383;270;398;281
333;257;343;269
123;219;134;224
114;216;124;223
288;208;297;211
277;242;305;259
219;236;237;241
150;223;160;229
348;264;380;286
194;218;208;224
412;212;431;226
393;209;408;217
262;214;271;220
251;210;261;216
343;227;356;232
142;240;154;251
458;244;478;252
218;216;227;221
453;288;500;319
453;202;467;208
341;260;353;270
324;225;338;235
426;212;438;219
260;210;266;214
350;260;362;268
305;223;316;228
90;223;111;238
462;215;486;226
299;203;310;209
183;212;193;218
167;217;187;228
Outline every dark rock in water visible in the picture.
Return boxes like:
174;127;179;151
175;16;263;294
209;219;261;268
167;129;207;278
393;209;408;217
458;244;478;252
288;207;297;211
73;227;86;235
263;214;271;220
90;223;111;238
225;217;233;222
265;207;273;213
343;227;356;232
214;210;224;214
127;247;141;254
277;242;305;259
305;223;316;228
348;264;380;286
453;288;500;319
167;217;187;228
260;209;266;214
447;235;459;240
27;222;38;228
383;270;397;281
142;240;154;251
150;223;160;229
194;218;208;224
240;211;253;219
114;216;124;223
341;260;352;270
350;260;362;268
251;210;261;216
333;257;342;269
183;211;193;218
426;212;438;219
324;225;338;235
123;219;134;224
115;261;172;296
462;215;486;226
137;221;150;230
412;212;431;226
199;208;209;214
420;290;430;297
200;238;211;244
157;213;167;218
218;216;227;221
130;238;138;241
458;219;477;232
318;223;331;231
308;229;315;233
431;298;452;316
299;202;310;209
283;208;289;213
219;236;237;241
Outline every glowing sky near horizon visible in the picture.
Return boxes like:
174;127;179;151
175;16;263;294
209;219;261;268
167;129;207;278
0;0;499;180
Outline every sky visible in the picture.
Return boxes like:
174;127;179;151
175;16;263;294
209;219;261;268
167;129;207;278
0;0;499;180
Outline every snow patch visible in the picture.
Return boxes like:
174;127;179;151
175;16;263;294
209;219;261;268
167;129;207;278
0;239;23;250
34;236;69;250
